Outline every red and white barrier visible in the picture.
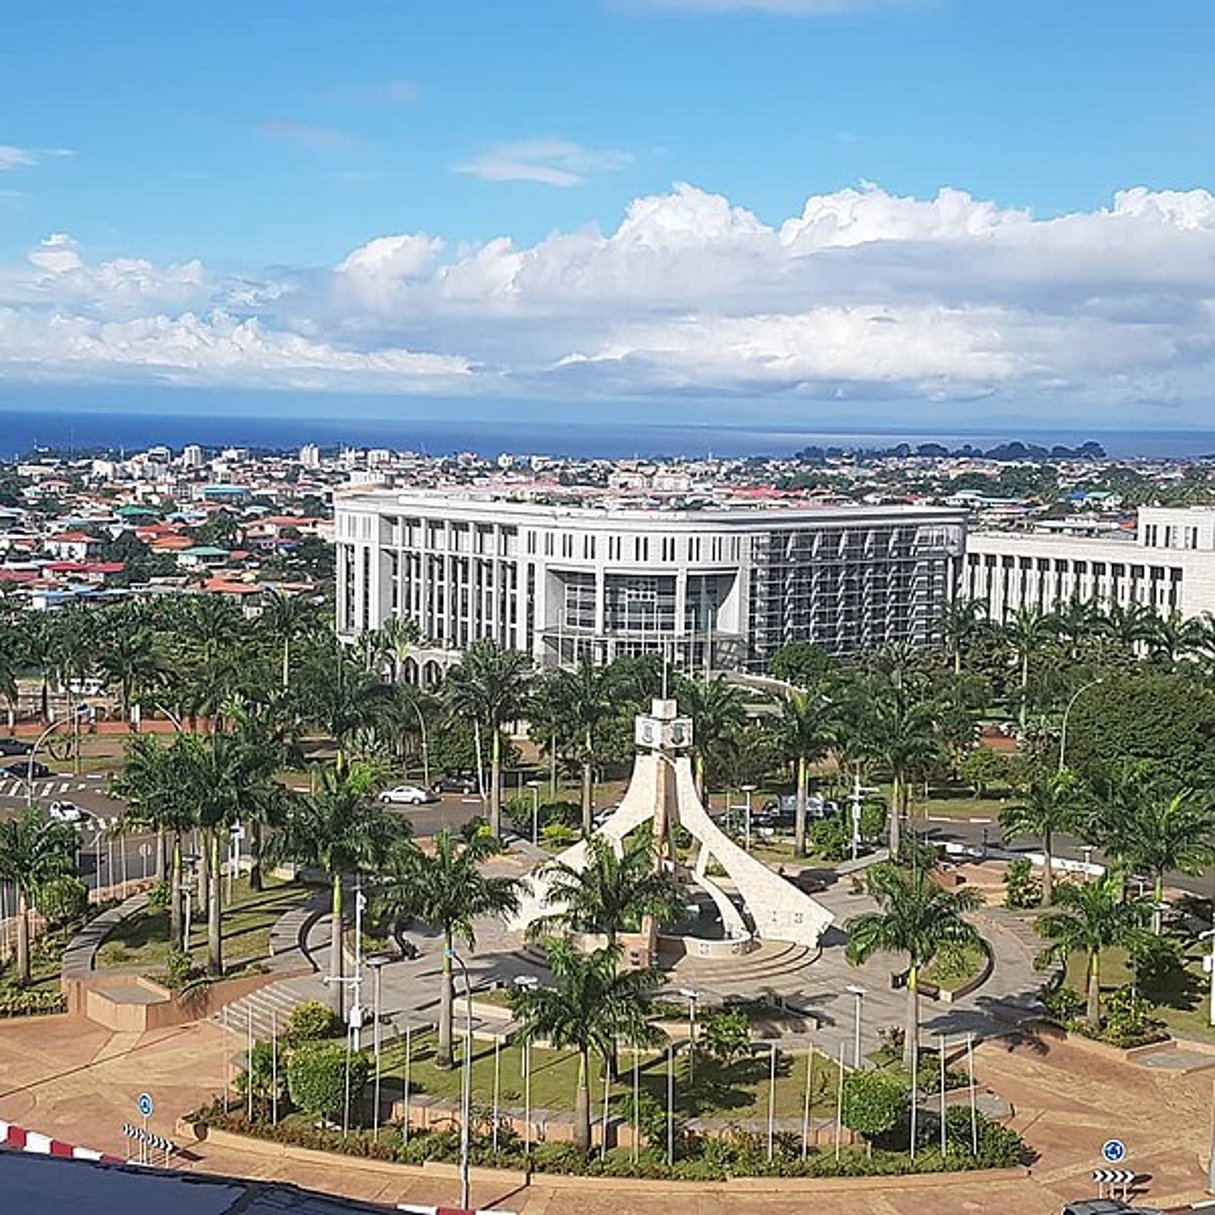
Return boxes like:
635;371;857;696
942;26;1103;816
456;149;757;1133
397;1206;515;1215
0;1118;123;1164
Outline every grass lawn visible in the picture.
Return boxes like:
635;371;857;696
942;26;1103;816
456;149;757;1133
923;941;986;990
374;1031;841;1125
1062;941;1215;1042
96;876;307;976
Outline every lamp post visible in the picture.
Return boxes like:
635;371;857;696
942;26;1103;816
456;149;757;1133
24;720;68;807
845;984;866;1069
448;948;474;1213
408;700;430;788
678;988;698;1083
367;954;391;1140
1058;676;1103;773
526;780;541;846
741;785;756;852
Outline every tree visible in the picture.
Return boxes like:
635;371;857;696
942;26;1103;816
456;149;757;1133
533;831;683;949
375;825;521;1068
1000;768;1088;906
1001;607;1058;731
444;639;533;837
1093;764;1215;932
511;938;657;1153
1036;872;1151;1023
769;641;833;689
259;590;323;689
700;1006;752;1067
96;614;163;718
541;658;618;835
0;809;77;982
675;675;747;802
845;862;982;1066
770;685;836;855
276;762;405;1013
841;1069;908;1148
937;598;991;677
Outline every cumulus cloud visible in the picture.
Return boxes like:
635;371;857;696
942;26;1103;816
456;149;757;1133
0;145;36;171
4;181;1215;419
453;139;633;187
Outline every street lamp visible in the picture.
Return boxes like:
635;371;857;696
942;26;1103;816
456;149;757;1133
1057;676;1103;774
678;988;698;1082
447;948;474;1212
24;719;68;807
367;953;392;1140
526;780;541;846
407;700;430;788
741;785;757;853
845;985;866;1069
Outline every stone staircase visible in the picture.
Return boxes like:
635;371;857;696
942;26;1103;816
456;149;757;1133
667;939;820;990
215;972;330;1042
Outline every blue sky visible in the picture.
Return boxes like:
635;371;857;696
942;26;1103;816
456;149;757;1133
2;0;1215;430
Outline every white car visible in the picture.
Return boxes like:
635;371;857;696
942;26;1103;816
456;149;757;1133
380;784;438;806
49;800;85;823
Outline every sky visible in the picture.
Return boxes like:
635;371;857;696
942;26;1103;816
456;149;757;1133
2;0;1215;433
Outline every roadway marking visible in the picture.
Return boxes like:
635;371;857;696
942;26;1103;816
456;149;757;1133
58;782;71;793
968;817;993;824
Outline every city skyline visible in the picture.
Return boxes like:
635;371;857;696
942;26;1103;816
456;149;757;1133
2;1;1214;429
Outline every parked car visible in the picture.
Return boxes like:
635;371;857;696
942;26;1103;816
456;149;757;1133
0;759;52;781
48;800;86;823
380;784;439;806
1060;1201;1160;1215
0;737;33;756
430;774;479;795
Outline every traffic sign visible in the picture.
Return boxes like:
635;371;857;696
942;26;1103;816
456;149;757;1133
138;843;153;859
1101;1138;1126;1164
137;1092;154;1118
1093;1168;1135;1185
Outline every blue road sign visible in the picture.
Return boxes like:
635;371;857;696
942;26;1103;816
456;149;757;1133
1102;1139;1126;1164
137;1092;154;1119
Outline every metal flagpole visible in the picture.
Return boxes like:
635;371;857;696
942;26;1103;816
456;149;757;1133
910;1034;919;1162
666;1041;675;1166
632;1044;640;1164
801;1047;814;1160
523;1039;532;1159
600;1053;610;1161
247;1007;254;1122
403;1022;412;1147
967;1034;978;1155
939;1035;947;1154
766;1043;777;1163
834;1043;844;1161
222;1007;230;1113
492;1035;501;1154
271;1011;279;1125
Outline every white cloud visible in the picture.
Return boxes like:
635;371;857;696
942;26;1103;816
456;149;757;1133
0;145;37;171
5;181;1215;422
453;139;633;187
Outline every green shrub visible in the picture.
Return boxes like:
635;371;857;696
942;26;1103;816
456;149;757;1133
700;1007;751;1067
145;881;172;911
809;816;850;861
541;822;577;849
841;1069;908;1139
37;875;90;926
1039;982;1085;1025
286;1001;337;1044
0;988;67;1018
1002;857;1040;910
162;948;201;991
234;1039;288;1115
286;1041;367;1122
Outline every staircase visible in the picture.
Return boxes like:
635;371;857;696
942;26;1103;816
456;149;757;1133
214;973;330;1042
668;939;820;990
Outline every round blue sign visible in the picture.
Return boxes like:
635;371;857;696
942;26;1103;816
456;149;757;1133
137;1092;154;1118
1102;1139;1126;1164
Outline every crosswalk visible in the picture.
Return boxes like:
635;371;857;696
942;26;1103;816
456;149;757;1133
0;774;107;800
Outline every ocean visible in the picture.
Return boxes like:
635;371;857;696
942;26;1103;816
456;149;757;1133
1;406;1213;462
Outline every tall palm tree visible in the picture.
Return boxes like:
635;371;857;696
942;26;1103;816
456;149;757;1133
0;621;19;729
533;832;683;949
376;825;521;1068
444;639;533;837
96;616;163;719
1101;601;1158;659
112;734;199;947
937;597;991;677
1144;610;1207;668
0;809;77;983
294;641;395;770
277;761;405;1015
375;615;421;683
1036;871;1151;1022
999;768;1089;906
542;658;618;835
856;683;941;859
511;938;658;1153
1002;607;1058;731
770;685;836;855
1094;764;1215;933
674;674;748;802
845;861;982;1066
259;589;323;689
47;607;97;774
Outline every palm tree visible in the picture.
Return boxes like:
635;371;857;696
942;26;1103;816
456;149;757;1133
294;641;396;769
260;590;323;689
1101;601;1158;658
96;616;163;719
1094;764;1215;932
0;809;77;983
444;639;533;837
938;598;991;677
1002;607;1057;731
542;658;618;835
675;675;748;802
226;694;295;891
770;685;836;855
533;832;683;949
856;684;942;859
47;607;97;774
112;734;199;947
376;825;521;1068
845;861;982;1066
277;761;405;1015
511;938;658;1153
999;768;1088;906
375;615;421;683
0;621;19;729
1144;610;1207;668
1036;872;1151;1022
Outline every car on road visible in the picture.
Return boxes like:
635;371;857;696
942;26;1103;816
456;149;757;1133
430;774;479;795
48;800;86;823
0;759;53;781
380;784;440;805
0;738;33;757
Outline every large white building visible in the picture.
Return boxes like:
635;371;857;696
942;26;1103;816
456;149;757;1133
963;506;1215;620
334;490;967;679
